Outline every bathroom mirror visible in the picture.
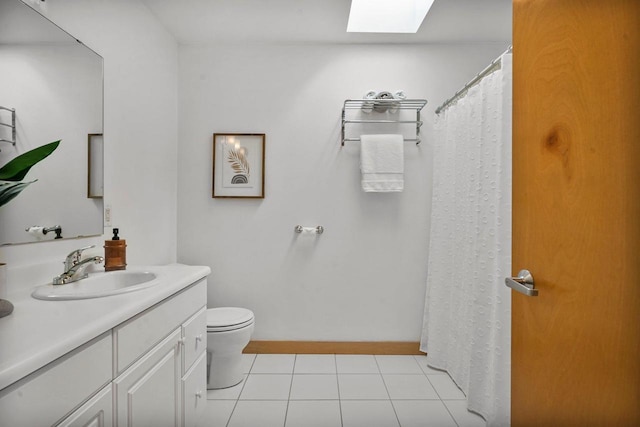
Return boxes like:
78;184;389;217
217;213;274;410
0;0;104;245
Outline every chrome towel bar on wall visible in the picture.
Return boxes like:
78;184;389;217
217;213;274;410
0;106;16;146
340;99;427;146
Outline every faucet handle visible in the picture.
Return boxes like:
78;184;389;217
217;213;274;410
67;245;96;257
65;245;96;267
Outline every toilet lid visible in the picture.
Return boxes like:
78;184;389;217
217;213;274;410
207;307;254;331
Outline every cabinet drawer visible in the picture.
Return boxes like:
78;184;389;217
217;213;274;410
114;279;206;375
182;306;207;373
0;332;112;427
182;352;207;427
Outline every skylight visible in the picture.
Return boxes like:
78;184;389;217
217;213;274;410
347;0;435;33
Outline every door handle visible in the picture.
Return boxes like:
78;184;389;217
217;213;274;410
505;269;538;296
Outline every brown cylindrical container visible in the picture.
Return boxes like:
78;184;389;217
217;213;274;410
104;240;127;271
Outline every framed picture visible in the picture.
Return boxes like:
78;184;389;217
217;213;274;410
212;133;265;198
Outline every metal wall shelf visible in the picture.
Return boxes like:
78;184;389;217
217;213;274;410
341;99;427;146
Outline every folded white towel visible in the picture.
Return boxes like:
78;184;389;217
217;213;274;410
360;134;404;192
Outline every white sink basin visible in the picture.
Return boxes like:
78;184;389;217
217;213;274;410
31;270;158;300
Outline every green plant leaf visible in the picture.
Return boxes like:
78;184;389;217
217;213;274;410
0;140;60;181
0;180;36;208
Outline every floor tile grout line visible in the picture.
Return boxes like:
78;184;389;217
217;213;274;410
247;372;291;376
374;355;403;427
424;373;444;400
224;354;256;427
246;353;257;373
414;355;450;377
426;370;469;401
373;355;383;374
340;398;397;401
277;398;453;401
224;374;250;427
282;354;297;427
334;354;344;427
414;355;430;377
424;373;461;427
441;400;462;427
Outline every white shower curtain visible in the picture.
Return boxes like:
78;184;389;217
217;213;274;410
420;53;512;427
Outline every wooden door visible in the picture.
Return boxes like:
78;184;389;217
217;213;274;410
512;0;640;425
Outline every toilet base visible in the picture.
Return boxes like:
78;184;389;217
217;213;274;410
205;308;254;390
207;352;244;389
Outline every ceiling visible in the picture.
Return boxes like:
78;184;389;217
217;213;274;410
141;0;512;45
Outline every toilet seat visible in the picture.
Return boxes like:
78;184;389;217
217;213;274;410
207;307;254;332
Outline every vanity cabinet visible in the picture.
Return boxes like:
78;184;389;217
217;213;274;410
112;279;207;426
0;278;208;427
57;384;113;427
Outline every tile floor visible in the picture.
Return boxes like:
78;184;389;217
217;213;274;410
205;354;486;427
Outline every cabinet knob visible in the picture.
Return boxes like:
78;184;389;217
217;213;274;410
195;391;203;399
195;334;203;342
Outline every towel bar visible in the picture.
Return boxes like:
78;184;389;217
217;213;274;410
341;99;427;146
0;106;16;146
343;137;421;145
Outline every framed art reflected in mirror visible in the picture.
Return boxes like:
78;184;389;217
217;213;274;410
87;133;103;199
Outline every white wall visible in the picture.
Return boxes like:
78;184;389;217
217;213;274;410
0;0;509;342
177;43;508;341
0;0;179;272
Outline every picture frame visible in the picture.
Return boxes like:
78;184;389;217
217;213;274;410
212;133;265;198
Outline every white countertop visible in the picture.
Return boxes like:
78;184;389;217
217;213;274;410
0;264;211;390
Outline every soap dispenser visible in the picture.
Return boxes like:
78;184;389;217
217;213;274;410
104;228;127;271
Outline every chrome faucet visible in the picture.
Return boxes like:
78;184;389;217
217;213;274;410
53;245;104;285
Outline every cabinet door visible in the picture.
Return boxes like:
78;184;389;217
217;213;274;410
56;384;113;427
114;329;182;427
182;352;207;427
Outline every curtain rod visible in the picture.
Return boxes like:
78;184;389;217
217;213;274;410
435;45;512;114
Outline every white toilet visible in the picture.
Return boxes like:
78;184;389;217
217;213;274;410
206;307;255;389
